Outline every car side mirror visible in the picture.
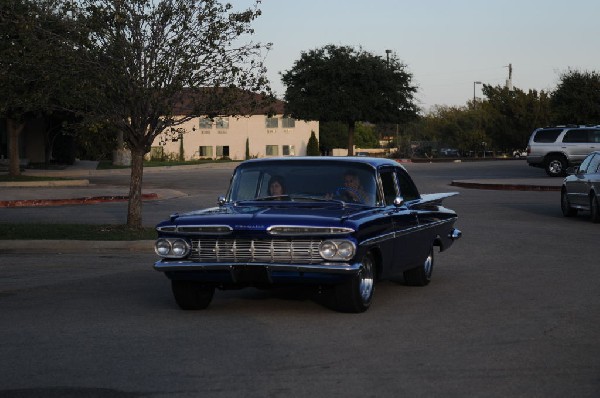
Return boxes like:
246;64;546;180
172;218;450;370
393;196;405;207
218;196;226;206
566;166;577;175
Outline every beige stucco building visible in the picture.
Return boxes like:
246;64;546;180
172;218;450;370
150;113;319;161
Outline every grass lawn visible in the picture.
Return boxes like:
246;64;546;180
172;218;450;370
0;224;156;241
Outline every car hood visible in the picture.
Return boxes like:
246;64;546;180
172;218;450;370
157;202;371;232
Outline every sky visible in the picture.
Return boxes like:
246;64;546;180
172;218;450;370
230;0;600;112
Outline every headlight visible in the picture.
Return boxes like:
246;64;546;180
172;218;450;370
155;239;171;256
319;240;356;261
155;238;190;258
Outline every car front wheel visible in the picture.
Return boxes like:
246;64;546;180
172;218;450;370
404;246;434;286
591;194;600;223
334;252;375;313
171;280;215;310
561;189;578;217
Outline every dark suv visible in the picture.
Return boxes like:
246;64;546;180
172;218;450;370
526;125;600;176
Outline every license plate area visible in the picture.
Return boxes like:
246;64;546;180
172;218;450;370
231;266;271;285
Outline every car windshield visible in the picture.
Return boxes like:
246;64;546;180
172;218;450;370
227;161;377;206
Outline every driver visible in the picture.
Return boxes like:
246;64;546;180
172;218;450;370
341;170;367;203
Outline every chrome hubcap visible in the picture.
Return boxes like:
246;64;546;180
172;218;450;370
549;161;562;174
359;256;374;302
424;252;433;277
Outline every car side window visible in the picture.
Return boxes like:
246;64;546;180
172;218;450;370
562;129;589;143
586;154;600;174
379;170;397;206
396;169;420;202
578;155;594;173
591;130;600;143
533;129;562;143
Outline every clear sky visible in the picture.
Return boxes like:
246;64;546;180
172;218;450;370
231;0;600;112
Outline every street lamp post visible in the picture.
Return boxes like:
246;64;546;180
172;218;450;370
473;81;482;103
385;49;392;67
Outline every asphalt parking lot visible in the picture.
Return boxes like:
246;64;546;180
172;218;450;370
0;160;598;397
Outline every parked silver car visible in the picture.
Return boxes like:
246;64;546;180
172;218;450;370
527;125;600;177
561;151;600;222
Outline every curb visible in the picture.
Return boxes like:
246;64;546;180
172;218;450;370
451;181;561;192
0;179;90;188
0;239;154;253
0;193;159;208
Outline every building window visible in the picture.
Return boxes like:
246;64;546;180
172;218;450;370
199;146;213;158
216;117;229;129
266;117;278;128
216;145;230;158
199;118;212;129
282;145;295;156
266;145;279;156
282;118;295;128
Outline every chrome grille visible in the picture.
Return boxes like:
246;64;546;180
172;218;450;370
190;238;322;264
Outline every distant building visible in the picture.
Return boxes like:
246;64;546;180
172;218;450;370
149;97;319;161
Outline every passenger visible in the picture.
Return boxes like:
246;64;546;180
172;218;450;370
268;175;286;197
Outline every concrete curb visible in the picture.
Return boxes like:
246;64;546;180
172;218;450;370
0;239;155;253
451;180;561;191
0;193;159;208
0;179;90;188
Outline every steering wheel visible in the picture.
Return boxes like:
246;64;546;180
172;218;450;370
334;187;363;203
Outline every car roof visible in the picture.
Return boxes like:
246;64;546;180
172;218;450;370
238;156;404;169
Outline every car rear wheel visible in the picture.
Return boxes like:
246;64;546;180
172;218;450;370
334;252;375;313
404;246;434;286
171;280;215;310
590;195;600;223
561;189;578;217
545;156;567;177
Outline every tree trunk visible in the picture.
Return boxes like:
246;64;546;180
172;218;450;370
127;147;145;228
347;120;355;156
7;119;25;177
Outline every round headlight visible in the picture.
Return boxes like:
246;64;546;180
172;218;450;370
336;241;355;260
171;239;189;257
319;241;337;259
155;239;171;256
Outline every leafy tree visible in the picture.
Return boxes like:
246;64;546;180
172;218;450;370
282;45;418;156
0;0;86;175
74;0;271;228
354;122;379;148
319;121;348;154
551;69;600;124
306;131;319;156
481;85;551;151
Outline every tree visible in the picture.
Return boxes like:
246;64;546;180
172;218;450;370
551;69;600;124
354;122;379;148
282;45;418;156
306;130;319;156
0;0;86;176
75;0;272;228
481;85;551;151
319;121;348;154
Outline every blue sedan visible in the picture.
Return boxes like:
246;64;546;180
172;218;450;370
153;157;461;312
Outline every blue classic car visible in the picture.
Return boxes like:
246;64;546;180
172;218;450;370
154;157;461;312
